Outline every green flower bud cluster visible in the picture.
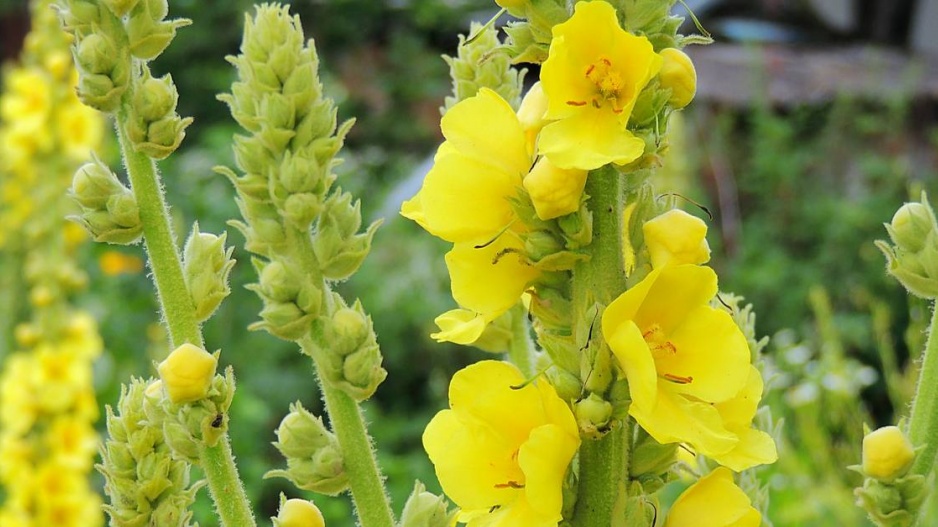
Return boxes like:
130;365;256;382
56;0;190;118
98;378;203;527
313;296;388;401
877;193;938;299
183;223;235;322
852;424;927;527
125;66;193;159
266;403;348;495
398;480;457;527
441;22;524;114
502;0;571;64
143;368;235;464
607;0;686;49
69;158;143;244
219;4;386;399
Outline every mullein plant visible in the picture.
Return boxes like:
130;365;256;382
0;0;106;525
51;0;782;526
855;193;938;527
401;0;779;525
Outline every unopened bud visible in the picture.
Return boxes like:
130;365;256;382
126;0;191;60
183;225;235;322
275;497;325;527
643;209;710;269
658;48;696;109
102;0;140;17
313;191;380;280
877;193;938;299
399;481;457;527
523;155;588;220
157;343;218;404
575;392;613;439
71;159;126;210
862;426;915;482
312;297;387;401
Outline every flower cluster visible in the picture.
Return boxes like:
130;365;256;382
407;1;776;525
0;313;103;526
0;1;105;524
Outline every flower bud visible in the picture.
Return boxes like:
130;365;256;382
126;0;191;60
183;224;235;322
157;343;218;404
877;193;938;299
70;161;143;243
71;158;126;210
312;297;387;401
399;481;457;527
523;157;588;221
658;48;696;109
575;392;613;439
275;497;325;527
126;67;193;159
441;22;523;114
267;403;349;495
518;81;548;150
642;209;711;269
103;0;140;17
312;191;380;280
75;33;119;75
862;426;915;481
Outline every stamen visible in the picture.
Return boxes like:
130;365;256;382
585;64;595;76
663;373;693;384
566;100;587;107
494;481;525;489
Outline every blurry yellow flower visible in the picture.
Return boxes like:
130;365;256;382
523;157;588;220
0;432;34;484
862;425;915;481
643;209;710;269
665;467;761;527
423;361;580;526
35;345;92;413
99;250;145;276
0;354;39;434
157;343;219;403
57;102;105;161
64;221;89;250
658;48;697;109
601;265;750;459
277;498;326;527
46;415;99;470
0;67;52;130
539;1;662;170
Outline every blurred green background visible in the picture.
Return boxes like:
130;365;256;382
2;1;938;525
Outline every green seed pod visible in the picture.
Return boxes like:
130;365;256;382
399;481;457;527
183;224;235;322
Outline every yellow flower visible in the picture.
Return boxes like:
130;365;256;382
99;250;145;276
157;343;219;403
862;425;916;481
665;467;761;527
643;209;710;269
523;157;588;220
402;88;540;344
539;1;662;170
45;415;99;471
658;48;697;109
277;498;326;527
423;361;580;526
0;67;52;129
601;265;750;459
57;101;105;161
0;354;39;434
517;82;549;152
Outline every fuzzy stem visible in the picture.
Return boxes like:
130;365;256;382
301;338;395;527
116;113;202;349
909;302;938;478
508;305;535;377
570;166;630;526
198;436;258;527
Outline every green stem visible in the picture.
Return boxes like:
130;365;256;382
302;339;395;527
570;166;629;526
508;305;535;377
198;436;258;527
909;302;938;478
116;113;202;349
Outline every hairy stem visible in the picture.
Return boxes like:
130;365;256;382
909;303;938;478
199;437;258;527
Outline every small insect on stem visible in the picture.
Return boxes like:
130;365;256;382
211;413;223;428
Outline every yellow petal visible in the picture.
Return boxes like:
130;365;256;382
400;189;428;229
423;409;522;510
448;361;542;446
659;305;750;403
604;319;657;415
630;265;719;335
711;427;778;472
665;467;760;527
518;82;549;152
420;149;519;244
518;424;580;520
630;385;737;458
715;366;763;429
441;88;530;177
446;237;539;318
431;308;488;345
538;108;645;170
